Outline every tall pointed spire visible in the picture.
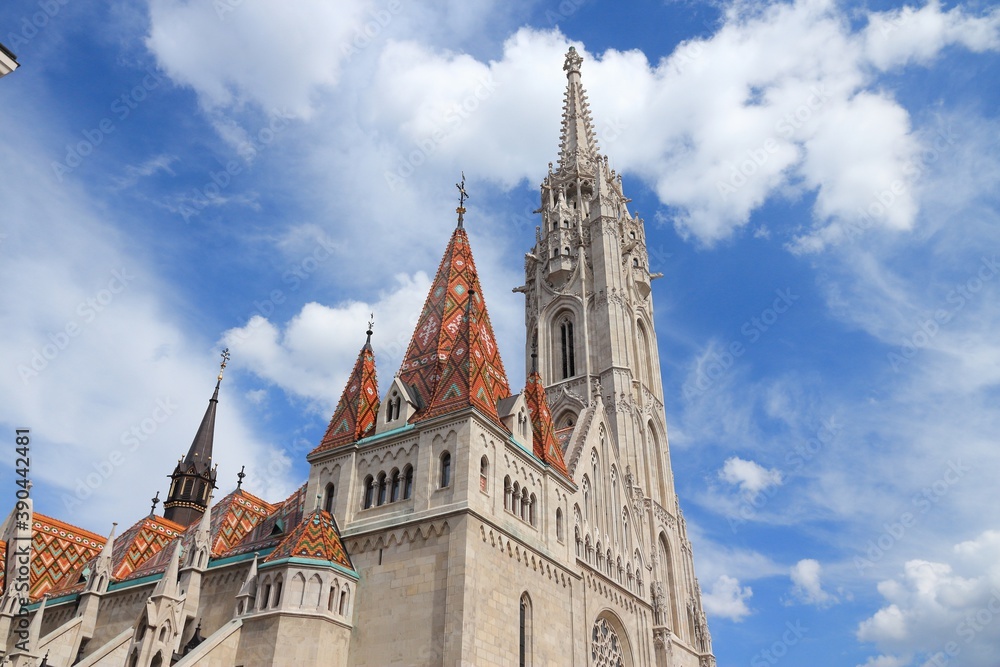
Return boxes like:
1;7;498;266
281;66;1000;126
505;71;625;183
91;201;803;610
153;541;182;598
558;46;601;173
420;288;509;425
84;523;117;594
522;365;570;478
310;325;380;455
396;225;510;418
164;350;228;526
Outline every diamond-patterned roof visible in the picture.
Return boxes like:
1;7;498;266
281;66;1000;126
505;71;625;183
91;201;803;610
111;515;185;581
398;226;510;421
221;484;308;559
419;287;510;425
29;514;105;599
210;489;275;555
523;370;571;479
263;509;353;572
311;334;380;455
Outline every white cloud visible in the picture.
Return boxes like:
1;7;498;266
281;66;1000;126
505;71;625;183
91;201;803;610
222;273;431;413
790;558;838;607
702;574;754;621
857;531;1000;667
719;456;783;500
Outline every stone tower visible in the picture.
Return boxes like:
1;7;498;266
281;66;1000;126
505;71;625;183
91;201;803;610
518;46;715;664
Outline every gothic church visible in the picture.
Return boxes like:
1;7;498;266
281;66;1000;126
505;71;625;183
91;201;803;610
0;48;715;667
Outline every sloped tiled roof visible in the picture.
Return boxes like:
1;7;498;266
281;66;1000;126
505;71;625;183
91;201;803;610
310;334;380;455
523;370;571;479
262;509;353;572
419;288;510;426
397;226;511;418
210;489;275;556
220;484;308;559
111;515;186;580
29;514;105;599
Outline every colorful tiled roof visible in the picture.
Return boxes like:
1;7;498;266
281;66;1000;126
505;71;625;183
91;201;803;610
311;333;380;455
29;514;105;599
112;515;185;580
419;288;510;425
523;370;571;479
263;509;353;572
0;539;6;593
398;226;511;421
221;484;308;559
210;489;275;555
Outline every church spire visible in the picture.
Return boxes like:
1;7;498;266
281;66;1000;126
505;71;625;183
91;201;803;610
310;325;380;456
558;46;600;173
522;365;570;478
163;350;227;526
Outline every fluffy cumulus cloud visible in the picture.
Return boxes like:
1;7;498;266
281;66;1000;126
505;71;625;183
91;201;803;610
221;272;431;412
790;558;838;607
857;531;1000;667
719;456;783;500
703;574;754;621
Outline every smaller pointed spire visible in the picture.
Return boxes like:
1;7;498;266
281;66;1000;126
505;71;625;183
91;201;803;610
557;46;601;172
522;366;571;478
25;594;47;652
237;553;259;598
154;541;182;598
310;327;380;455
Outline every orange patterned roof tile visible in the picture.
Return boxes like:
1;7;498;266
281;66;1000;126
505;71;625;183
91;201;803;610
398;226;510;422
311;335;380;455
30;514;105;599
523;370;572;479
263;509;353;572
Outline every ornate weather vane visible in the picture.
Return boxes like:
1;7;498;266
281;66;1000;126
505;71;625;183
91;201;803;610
218;348;231;381
149;491;160;517
456;172;469;228
236;465;246;490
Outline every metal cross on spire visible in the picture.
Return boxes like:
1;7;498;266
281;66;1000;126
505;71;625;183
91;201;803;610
456;172;469;228
236;465;246;490
218;348;231;381
149;491;160;518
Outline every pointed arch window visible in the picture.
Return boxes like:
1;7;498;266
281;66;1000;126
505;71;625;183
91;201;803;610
323;483;335;514
560;319;576;379
480;456;489;493
556;507;564;541
376;472;387;506
362;476;375;509
390;469;401;502
403;465;414;499
520;593;533;667
439;451;452;488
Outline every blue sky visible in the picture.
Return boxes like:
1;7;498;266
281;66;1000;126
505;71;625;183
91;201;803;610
2;0;1000;665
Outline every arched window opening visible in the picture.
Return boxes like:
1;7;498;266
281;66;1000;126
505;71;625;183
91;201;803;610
323;483;335;514
552;248;559;258
273;578;283;607
480;456;489;493
521;488;530;522
582;476;591;522
504;476;512;511
556;508;564;542
440;452;452;488
362;476;374;509
564;246;571;256
403;465;414;500
559;319;575;379
529;493;537;526
328;587;336;612
520;593;533;667
339;588;350;616
387;391;402;422
591;617;626;667
390;469;401;503
260;582;271;611
376;472;387;506
633;257;639;267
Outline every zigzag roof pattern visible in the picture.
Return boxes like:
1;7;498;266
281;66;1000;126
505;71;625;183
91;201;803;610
419;288;510;425
29;514;105;599
111;515;186;581
221;483;308;559
263;509;354;572
398;226;511;421
523;370;571;479
311;333;380;455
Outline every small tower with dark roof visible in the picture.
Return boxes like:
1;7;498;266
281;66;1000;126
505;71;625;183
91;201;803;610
163;350;228;526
